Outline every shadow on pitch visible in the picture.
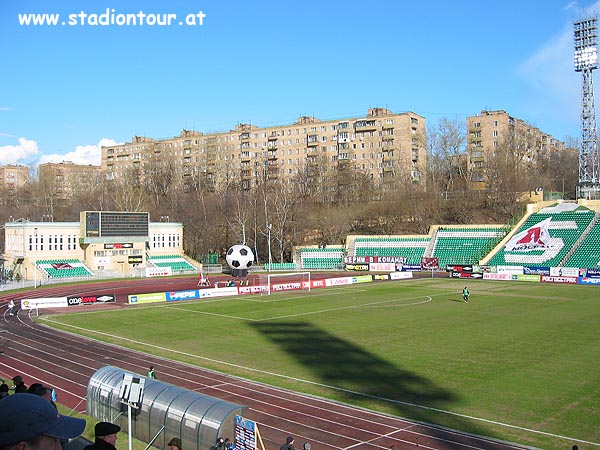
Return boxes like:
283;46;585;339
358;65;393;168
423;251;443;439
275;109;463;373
251;321;496;448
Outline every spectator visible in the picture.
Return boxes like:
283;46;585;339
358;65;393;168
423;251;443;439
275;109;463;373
214;437;226;450
27;383;44;394
0;383;9;399
83;422;121;450
33;386;57;409
280;436;295;450
224;438;234;450
0;393;86;450
11;376;27;393
168;437;183;450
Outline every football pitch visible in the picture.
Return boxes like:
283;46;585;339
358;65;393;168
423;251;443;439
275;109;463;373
43;278;600;450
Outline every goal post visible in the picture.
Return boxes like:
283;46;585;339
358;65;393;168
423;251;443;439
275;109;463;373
260;272;311;295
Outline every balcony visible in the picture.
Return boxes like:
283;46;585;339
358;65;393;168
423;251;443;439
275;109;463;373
354;120;377;132
268;133;278;141
382;134;394;141
382;123;394;130
241;152;251;162
268;150;278;160
267;142;278;150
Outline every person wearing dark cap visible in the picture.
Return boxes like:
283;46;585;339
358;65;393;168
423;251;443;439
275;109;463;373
280;436;295;450
11;376;27;394
83;422;121;450
0;393;86;450
167;437;182;450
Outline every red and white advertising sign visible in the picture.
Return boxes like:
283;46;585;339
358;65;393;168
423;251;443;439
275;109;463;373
541;275;578;284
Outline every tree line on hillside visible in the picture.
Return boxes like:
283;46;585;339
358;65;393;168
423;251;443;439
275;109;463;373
0;119;579;264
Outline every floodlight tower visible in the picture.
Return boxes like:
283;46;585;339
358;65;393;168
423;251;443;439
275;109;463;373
574;16;600;199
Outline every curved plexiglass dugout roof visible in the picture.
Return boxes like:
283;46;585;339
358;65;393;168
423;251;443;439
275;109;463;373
87;366;247;450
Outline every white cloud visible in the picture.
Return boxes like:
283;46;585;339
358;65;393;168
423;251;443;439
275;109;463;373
517;26;576;96
519;0;600;90
514;4;600;136
38;138;122;166
0;137;40;165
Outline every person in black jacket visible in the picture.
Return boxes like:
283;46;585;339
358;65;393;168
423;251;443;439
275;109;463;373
84;422;121;450
11;376;27;393
280;436;295;450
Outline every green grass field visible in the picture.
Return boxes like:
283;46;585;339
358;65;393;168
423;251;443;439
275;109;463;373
42;278;600;450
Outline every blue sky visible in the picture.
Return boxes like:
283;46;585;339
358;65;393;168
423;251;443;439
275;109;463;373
0;0;598;167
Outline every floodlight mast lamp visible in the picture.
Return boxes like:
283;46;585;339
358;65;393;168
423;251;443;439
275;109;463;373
574;16;600;199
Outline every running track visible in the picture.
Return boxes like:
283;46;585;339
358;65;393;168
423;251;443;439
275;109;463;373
0;276;528;450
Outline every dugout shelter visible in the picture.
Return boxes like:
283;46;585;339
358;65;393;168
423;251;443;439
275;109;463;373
87;366;247;450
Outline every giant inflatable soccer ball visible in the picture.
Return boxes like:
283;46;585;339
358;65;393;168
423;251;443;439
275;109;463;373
226;244;254;275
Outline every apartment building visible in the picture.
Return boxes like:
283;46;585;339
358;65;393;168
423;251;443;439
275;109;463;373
38;161;102;200
0;164;29;197
101;108;427;194
467;110;566;186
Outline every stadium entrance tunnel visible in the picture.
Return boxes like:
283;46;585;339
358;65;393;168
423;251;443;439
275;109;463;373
87;366;247;450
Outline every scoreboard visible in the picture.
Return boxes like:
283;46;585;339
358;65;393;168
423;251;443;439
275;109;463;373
82;211;149;237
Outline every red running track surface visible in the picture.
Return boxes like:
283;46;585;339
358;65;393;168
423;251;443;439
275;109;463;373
0;276;527;450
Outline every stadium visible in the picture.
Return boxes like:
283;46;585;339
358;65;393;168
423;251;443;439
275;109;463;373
0;198;598;450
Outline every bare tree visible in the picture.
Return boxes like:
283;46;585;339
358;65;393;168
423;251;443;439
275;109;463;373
427;117;468;193
109;167;148;212
143;150;180;209
261;181;299;262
